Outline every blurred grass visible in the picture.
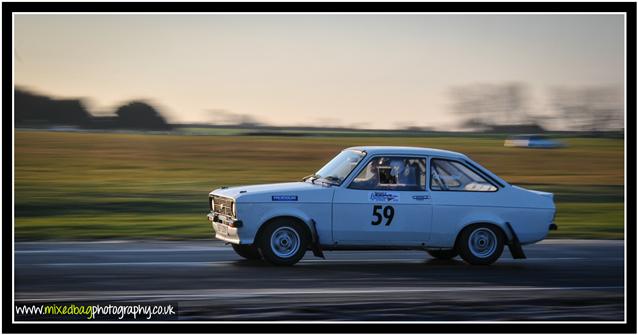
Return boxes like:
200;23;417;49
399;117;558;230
15;131;624;240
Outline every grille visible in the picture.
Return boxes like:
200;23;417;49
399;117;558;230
211;195;234;218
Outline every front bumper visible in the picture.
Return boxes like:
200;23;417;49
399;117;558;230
207;212;240;244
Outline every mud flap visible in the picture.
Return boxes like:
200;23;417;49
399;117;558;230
505;222;526;259
309;219;325;259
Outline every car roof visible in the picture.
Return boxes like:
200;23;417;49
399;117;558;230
345;146;468;159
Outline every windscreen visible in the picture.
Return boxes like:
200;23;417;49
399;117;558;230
314;150;366;185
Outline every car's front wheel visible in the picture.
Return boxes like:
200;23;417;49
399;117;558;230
231;244;262;260
427;249;458;260
258;220;308;266
457;224;504;265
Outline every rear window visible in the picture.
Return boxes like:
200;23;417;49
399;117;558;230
430;159;497;192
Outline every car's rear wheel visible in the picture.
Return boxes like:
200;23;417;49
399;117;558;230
457;224;504;265
231;244;262;260
427;249;458;260
258;220;308;266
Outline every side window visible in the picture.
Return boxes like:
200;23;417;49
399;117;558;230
430;159;497;192
349;157;426;191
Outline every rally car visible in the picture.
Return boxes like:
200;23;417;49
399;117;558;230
207;146;557;266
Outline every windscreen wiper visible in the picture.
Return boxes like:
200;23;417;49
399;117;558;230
318;176;341;186
302;174;321;184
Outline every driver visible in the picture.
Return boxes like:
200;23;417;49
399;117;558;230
352;157;387;189
389;159;405;178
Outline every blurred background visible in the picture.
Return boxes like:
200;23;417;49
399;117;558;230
14;14;624;240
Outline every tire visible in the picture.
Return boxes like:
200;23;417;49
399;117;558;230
427;249;458;260
231;244;262;260
457;224;504;265
258;219;308;266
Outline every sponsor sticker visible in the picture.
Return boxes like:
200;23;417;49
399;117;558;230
369;191;400;203
272;195;298;201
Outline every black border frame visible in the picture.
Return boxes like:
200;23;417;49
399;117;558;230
3;2;636;334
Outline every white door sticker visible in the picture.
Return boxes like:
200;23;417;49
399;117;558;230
369;191;400;203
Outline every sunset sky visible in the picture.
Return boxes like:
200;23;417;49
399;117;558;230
14;13;624;129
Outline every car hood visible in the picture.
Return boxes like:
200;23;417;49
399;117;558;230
210;182;334;203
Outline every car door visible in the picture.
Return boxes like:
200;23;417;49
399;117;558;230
332;155;432;245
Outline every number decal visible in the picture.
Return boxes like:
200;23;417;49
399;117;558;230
383;206;395;226
371;205;383;225
371;205;395;226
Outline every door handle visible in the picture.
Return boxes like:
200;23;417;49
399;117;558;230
412;195;430;200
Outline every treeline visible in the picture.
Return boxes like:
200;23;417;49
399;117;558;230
15;88;172;130
451;83;623;132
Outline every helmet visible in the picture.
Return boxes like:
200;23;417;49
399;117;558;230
389;159;404;176
370;157;384;168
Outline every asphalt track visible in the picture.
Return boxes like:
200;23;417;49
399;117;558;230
14;239;624;321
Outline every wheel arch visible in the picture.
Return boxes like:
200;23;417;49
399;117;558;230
454;220;510;249
453;211;513;244
255;211;313;245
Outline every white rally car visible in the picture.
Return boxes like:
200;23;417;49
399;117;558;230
207;146;557;266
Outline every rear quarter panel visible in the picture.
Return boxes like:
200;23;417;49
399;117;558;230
428;186;555;247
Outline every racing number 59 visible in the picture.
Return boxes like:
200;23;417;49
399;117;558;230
371;205;395;226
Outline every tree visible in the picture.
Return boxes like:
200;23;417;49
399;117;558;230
115;101;172;130
450;82;530;130
550;86;623;132
15;88;92;127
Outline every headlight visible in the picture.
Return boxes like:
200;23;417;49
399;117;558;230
232;202;237;217
210;197;214;211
